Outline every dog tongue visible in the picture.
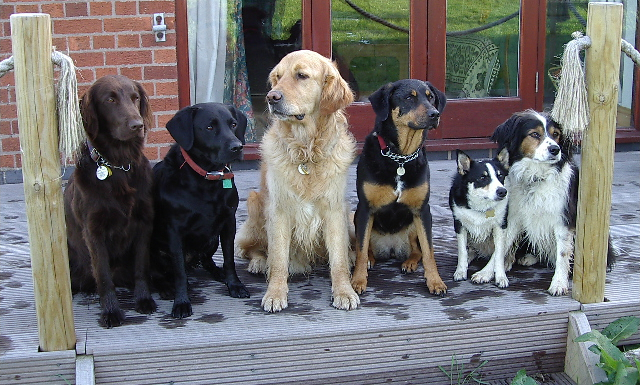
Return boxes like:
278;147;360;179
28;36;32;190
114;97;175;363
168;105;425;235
295;114;305;121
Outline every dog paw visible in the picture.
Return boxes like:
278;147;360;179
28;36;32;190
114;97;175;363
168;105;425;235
401;259;419;273
453;268;468;281
135;297;157;314
171;301;193;319
518;254;538;266
471;270;493;284
547;281;569;296
427;279;447;296
494;274;509;289
332;289;360;310
247;257;267;274
100;308;125;328
351;277;368;294
262;287;288;312
228;282;250;298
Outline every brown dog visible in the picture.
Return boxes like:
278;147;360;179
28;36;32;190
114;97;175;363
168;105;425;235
64;75;155;327
235;50;358;312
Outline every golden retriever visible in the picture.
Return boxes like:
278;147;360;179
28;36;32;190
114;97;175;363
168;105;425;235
235;50;358;312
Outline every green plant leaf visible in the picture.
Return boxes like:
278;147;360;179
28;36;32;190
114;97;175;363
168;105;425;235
510;369;539;385
612;361;638;385
576;330;630;365
602;317;640;345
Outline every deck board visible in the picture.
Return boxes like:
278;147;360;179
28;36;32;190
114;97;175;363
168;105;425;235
1;151;638;384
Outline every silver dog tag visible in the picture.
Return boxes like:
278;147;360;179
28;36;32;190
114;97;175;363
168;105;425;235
298;163;310;175
396;166;406;176
96;165;112;180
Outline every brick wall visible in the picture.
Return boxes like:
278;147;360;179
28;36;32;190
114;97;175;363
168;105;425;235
0;0;180;171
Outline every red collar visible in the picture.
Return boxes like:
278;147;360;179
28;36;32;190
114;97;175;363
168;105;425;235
180;147;234;181
377;134;388;151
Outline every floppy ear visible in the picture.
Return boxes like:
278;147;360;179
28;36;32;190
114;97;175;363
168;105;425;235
368;82;394;123
320;60;354;114
80;88;99;140
496;147;510;170
134;80;153;134
166;106;196;150
227;105;248;144
427;82;447;113
456;149;471;175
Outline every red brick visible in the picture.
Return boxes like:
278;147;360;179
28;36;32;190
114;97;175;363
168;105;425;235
65;2;88;17
115;1;137;16
90;2;113;16
95;67;118;79
158;144;171;159
117;34;141;49
141;31;175;48
68;35;91;51
41;3;65;18
0;154;16;168
15;4;39;13
0;120;12;135
149;96;179;113
106;50;152;66
104;17;146;33
52;37;67;52
0;71;15;87
1;4;16;20
75;68;96;84
142;145;158;161
119;66;143;81
155;81;179;97
153;48;176;64
156;112;175;128
71;52;105;68
0;103;17;120
93;34;115;49
144;65;177;80
2;136;20;152
146;129;173;144
54;18;103;35
140;1;174;15
14;153;21;168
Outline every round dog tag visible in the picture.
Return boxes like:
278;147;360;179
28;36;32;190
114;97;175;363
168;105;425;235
298;163;310;175
396;166;406;176
96;165;112;180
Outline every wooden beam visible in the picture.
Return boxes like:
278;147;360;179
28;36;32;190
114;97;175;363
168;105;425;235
572;2;623;304
565;311;607;384
10;13;75;351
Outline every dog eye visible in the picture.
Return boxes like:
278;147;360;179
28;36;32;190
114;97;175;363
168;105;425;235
107;97;116;103
297;72;308;80
529;132;541;139
231;122;237;128
206;125;214;131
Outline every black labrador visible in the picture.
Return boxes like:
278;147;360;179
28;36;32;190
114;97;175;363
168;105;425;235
151;103;250;318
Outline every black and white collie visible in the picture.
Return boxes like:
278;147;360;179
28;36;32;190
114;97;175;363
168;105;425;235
449;149;510;288
491;110;581;295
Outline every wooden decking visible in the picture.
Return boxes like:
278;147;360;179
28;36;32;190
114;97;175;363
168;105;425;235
1;152;638;384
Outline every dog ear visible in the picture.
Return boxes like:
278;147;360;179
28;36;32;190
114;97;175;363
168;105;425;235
227;105;248;145
490;114;522;163
134;80;153;134
368;82;394;123
496;147;510;170
166;106;196;151
456;149;471;175
426;82;447;113
320;60;354;114
79;89;99;140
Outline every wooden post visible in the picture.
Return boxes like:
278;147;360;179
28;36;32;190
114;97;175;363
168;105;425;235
10;13;76;351
572;3;623;304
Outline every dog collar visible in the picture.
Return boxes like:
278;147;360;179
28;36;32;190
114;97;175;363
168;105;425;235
179;147;234;184
87;141;131;180
375;133;421;176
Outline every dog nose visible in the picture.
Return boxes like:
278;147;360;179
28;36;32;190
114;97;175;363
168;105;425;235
549;145;560;156
267;90;283;105
428;110;440;119
496;187;507;199
129;119;144;131
230;143;244;153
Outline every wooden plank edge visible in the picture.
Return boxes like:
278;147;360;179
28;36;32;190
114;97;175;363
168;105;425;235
76;355;95;385
564;311;607;385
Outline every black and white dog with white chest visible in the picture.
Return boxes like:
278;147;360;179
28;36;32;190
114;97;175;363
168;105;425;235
491;109;615;296
449;148;510;288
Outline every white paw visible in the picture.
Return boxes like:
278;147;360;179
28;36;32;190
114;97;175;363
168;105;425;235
262;286;288;312
247;257;267;274
518;254;538;266
332;288;360;310
494;273;509;288
547;279;569;296
453;267;468;281
471;270;493;284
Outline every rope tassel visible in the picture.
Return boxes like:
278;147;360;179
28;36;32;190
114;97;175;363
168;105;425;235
551;32;591;141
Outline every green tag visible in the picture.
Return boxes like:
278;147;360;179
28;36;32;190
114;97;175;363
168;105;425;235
223;179;232;189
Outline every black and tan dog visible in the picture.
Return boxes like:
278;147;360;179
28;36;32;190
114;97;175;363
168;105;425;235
351;79;448;295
